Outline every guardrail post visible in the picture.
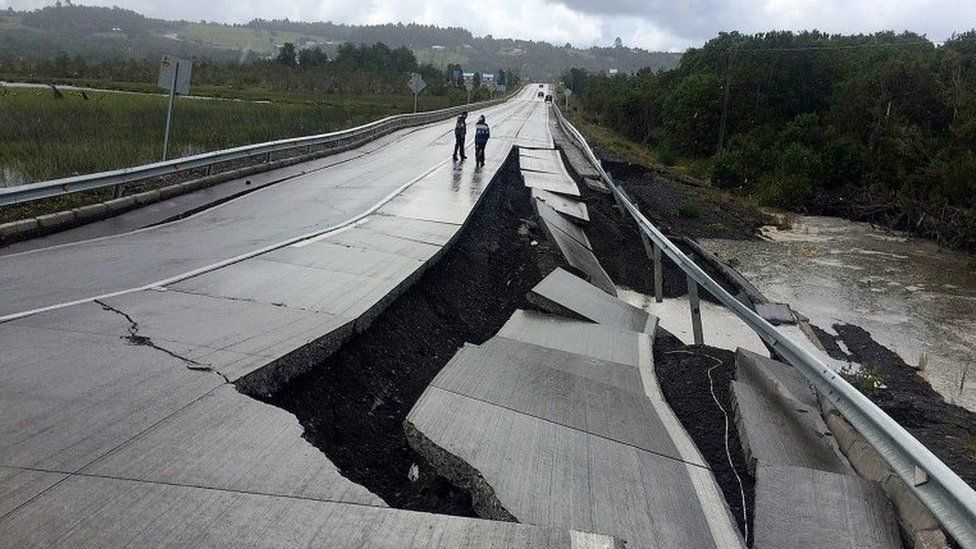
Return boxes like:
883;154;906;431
687;273;704;345
653;245;664;303
639;232;664;303
112;184;124;199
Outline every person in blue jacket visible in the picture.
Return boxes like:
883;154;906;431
474;115;490;167
452;111;467;161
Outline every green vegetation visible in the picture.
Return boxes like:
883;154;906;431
678;203;700;219
0;5;679;81
0;87;455;185
564;31;976;251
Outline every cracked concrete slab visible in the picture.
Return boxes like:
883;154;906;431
732;380;851;475
406;386;728;548
430;339;682;458
521;170;582;196
535;198;592;250
0;467;67;518
266;239;425;281
519;148;564;173
735;348;817;409
531;188;589;223
753;464;902;549
534;202;616;296
83;385;384;506
496;309;648;370
0;321;224;472
0;475;623;547
172;256;411;322
529;268;653;333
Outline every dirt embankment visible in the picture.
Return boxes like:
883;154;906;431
243;154;569;515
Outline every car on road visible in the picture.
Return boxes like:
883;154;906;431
537;91;544;98
545;94;553;102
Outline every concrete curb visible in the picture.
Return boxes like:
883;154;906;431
818;393;949;548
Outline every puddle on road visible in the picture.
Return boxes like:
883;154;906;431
703;215;976;411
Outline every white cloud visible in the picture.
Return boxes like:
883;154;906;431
1;0;973;50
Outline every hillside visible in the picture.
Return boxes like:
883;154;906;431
0;5;680;78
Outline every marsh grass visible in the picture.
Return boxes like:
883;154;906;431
0;87;454;184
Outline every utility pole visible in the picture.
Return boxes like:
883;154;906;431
716;48;733;155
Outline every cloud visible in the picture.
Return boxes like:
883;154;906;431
1;0;973;51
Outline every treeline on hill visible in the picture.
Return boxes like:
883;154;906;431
0;5;679;81
564;31;976;251
0;39;519;98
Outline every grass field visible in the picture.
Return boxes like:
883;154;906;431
0;87;458;186
180;23;333;56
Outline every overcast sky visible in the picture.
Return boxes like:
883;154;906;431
2;0;974;51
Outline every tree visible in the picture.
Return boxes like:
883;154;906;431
297;46;328;69
473;71;481;88
614;37;623;48
275;42;297;67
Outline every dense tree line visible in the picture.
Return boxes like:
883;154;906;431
564;31;976;250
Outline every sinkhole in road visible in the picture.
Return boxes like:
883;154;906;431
240;151;570;516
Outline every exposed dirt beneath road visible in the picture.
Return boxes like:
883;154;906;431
653;330;755;543
244;154;568;515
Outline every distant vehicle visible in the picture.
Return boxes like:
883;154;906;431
538;84;544;88
537;91;544;98
545;94;553;102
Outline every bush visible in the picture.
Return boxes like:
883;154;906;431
678;203;701;219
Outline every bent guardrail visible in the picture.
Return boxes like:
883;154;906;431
0;90;519;208
552;103;976;548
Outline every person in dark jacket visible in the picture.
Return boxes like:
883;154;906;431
474;115;490;167
452;111;467;161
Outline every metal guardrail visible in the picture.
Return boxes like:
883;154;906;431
552;104;976;548
0;91;518;208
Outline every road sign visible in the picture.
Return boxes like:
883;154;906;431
158;55;191;95
408;73;426;113
564;87;573;108
408;73;426;94
464;79;474;103
157;55;192;162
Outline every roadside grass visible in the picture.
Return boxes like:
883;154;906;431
563;103;773;230
563;104;714;180
0;87;457;186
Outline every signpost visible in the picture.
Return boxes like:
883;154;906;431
408;72;426;113
564;87;573;109
157;55;192;161
464;79;474;103
485;80;496;99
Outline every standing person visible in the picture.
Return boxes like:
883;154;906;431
452;111;467;161
474;115;490;167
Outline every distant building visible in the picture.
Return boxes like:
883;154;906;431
608;68;619;75
462;72;495;86
432;45;446;50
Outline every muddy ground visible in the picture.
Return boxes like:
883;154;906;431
813;324;976;489
244;154;569;515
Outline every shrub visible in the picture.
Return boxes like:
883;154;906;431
678;203;700;219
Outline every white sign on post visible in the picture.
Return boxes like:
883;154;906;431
485;80;496;98
463;79;474;103
564;87;573;108
158;55;192;161
408;72;426;113
158;55;192;95
408;73;426;94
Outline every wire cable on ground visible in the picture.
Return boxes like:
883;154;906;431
664;348;750;544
